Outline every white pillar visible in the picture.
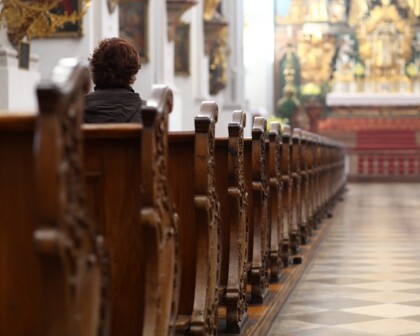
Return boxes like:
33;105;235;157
0;5;40;111
244;0;275;136
173;2;209;132
216;0;246;137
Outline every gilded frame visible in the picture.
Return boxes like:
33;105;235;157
119;0;149;63
50;0;85;38
175;22;190;76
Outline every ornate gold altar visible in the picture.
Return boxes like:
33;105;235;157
275;0;420;180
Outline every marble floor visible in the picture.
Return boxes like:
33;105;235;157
268;183;420;336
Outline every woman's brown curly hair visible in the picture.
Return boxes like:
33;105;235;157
90;37;141;88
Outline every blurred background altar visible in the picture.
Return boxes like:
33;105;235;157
274;0;420;180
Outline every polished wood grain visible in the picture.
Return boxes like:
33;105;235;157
266;122;283;282
0;59;109;336
247;117;269;304
280;126;292;267
83;85;179;336
216;111;249;333
290;128;302;254
170;102;221;335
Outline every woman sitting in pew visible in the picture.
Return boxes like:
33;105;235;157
84;37;145;123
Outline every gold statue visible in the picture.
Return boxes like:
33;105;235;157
329;0;347;23
356;0;414;92
306;0;329;22
209;27;228;95
297;33;335;83
0;0;91;46
204;0;222;21
277;0;307;24
348;0;370;26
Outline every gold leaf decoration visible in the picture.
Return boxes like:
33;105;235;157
0;0;90;45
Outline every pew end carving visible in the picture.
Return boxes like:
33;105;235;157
280;125;292;267
267;122;283;282
34;58;109;336
248;116;269;304
222;110;249;333
141;85;180;336
170;101;221;335
290;128;302;255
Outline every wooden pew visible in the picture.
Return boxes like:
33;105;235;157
0;59;108;336
215;111;249;333
280;125;292;267
311;134;322;228
266;122;283;281
245;116;269;303
299;131;313;239
83;85;179;336
290;128;302;255
169;102;221;335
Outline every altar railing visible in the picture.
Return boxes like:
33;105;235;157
348;149;420;181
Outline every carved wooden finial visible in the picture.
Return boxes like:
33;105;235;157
140;85;180;336
252;116;266;139
146;84;174;115
270;122;281;136
228;110;246;137
292;128;302;140
231;110;246;128
199;100;219;121
195;101;218;133
282;124;291;137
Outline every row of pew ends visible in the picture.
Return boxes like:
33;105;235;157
0;59;346;336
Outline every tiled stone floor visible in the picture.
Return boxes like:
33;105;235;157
268;183;420;336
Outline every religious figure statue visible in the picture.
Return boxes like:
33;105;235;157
348;0;371;26
371;23;400;70
329;0;347;22
336;34;355;72
203;0;222;21
306;0;329;22
356;0;413;92
297;33;335;84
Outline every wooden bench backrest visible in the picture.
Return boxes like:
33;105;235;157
169;102;221;335
245;116;269;303
0;115;44;335
215;111;248;333
0;59;108;336
83;85;179;336
267;122;283;281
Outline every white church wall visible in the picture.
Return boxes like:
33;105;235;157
172;0;247;136
31;2;119;80
216;0;246;137
0;25;40;111
244;0;275;129
174;4;210;132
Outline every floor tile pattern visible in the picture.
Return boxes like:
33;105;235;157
268;183;420;336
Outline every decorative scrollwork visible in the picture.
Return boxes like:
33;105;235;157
0;0;90;46
141;85;180;336
34;58;108;336
190;101;221;335
225;110;248;333
249;116;269;303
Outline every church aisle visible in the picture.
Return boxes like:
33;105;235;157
268;183;420;336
